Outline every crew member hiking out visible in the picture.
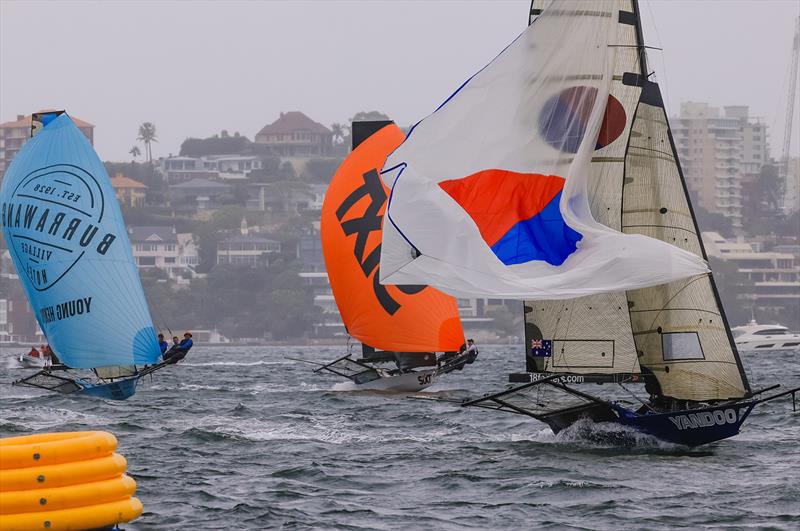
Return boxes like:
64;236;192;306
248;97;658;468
163;332;193;364
465;339;479;364
158;334;169;355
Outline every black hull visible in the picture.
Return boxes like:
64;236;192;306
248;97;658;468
461;377;798;447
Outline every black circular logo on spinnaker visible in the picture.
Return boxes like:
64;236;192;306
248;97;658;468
4;164;109;291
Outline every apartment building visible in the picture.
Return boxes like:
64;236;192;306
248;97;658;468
704;232;800;315
672;103;769;228
128;226;199;279
0;112;93;176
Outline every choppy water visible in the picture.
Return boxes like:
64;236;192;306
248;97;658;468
1;345;798;530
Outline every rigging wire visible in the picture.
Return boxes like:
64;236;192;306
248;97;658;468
643;0;672;116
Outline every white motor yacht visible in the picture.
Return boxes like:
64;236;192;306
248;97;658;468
732;320;800;352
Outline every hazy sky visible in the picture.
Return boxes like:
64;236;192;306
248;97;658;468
1;0;798;161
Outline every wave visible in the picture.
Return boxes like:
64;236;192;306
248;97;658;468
0;406;110;432
185;360;290;367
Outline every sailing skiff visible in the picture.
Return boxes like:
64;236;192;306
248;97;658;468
1;111;178;400
383;0;798;445
298;121;473;392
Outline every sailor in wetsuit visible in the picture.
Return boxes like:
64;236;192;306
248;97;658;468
465;339;479;364
438;344;464;368
163;332;193;364
157;334;169;355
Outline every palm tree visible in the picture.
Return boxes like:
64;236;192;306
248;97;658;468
331;123;345;145
137;122;158;164
129;145;141;160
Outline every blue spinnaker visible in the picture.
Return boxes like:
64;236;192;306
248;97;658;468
0;114;161;368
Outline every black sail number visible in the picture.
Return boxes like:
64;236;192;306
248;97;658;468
336;168;425;315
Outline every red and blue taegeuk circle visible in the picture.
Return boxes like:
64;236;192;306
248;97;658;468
538;86;626;153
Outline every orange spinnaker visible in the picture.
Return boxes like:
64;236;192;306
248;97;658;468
320;124;464;352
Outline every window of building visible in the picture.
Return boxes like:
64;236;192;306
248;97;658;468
165;257;176;264
138;257;156;266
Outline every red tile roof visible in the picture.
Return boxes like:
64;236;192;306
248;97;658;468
110;174;147;189
256;111;331;137
0;111;94;129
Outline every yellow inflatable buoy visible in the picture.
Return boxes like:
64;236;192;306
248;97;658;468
0;431;142;531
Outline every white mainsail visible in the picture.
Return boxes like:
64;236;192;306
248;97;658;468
379;0;708;300
624;88;749;400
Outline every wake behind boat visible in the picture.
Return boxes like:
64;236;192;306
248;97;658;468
295;121;475;393
0;111;188;400
381;0;798;445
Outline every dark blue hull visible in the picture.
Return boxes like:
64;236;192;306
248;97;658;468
78;377;139;400
613;403;756;446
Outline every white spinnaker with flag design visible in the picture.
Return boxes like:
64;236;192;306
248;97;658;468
380;0;708;300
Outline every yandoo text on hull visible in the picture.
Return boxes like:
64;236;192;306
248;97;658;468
376;0;799;445
0;111;175;400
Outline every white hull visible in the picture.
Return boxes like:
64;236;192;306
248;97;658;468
18;354;49;369
354;369;439;392
736;342;800;353
732;321;800;353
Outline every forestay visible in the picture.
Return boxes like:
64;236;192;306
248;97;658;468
380;0;708;300
0;113;161;369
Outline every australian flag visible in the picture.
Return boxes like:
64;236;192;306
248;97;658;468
530;339;553;357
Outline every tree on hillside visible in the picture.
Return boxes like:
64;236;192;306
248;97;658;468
302;158;343;183
755;163;782;211
331;123;349;145
249;156;283;183
709;256;753;326
137;122;158;164
351;111;390;122
279;161;296;180
693;204;734;238
179;134;252;157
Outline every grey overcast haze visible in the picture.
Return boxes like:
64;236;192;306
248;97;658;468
1;0;798;161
